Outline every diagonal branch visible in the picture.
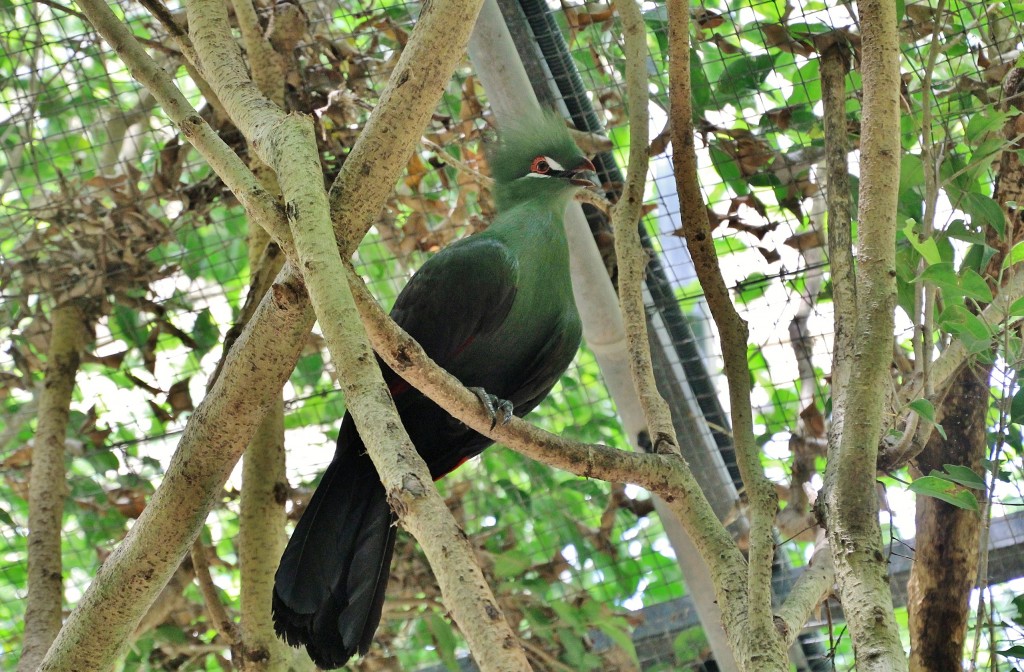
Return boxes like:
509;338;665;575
342;263;751;625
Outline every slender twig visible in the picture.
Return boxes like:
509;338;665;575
190;540;240;646
611;0;677;455
666;0;781;662
422;139;493;186
916;0;948;397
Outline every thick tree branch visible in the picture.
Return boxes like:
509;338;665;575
774;540;835;649
232;123;290;668
820;41;856;407
666;0;782;665
18;302;90;672
39;267;313;672
819;0;908;666
237;326;290;670
610;0;679;457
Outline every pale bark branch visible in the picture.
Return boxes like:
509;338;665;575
665;0;782;666
774;540;835;649
820;0;908;666
819;41;856;410
610;0;679;457
236;226;290;671
229;0;286;107
19;302;90;672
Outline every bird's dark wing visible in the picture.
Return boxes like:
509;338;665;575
389;235;518;369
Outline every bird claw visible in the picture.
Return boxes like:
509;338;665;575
468;387;514;430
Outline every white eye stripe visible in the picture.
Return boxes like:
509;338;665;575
526;155;565;178
542;156;565;171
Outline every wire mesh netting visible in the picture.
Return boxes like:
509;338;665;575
2;0;1024;669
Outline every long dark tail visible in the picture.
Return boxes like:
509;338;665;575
273;417;397;669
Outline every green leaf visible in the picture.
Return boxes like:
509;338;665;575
961;243;997;274
1011;387;1024;425
965;111;1010;143
292;352;325;389
191;309;219;355
939;305;990;344
945;219;985;244
917;262;961;295
493;550;532;578
709;144;746;194
903;221;941;265
735;272;768;304
937;464;986;490
424;613;459;670
715;53;776;100
596;620;639;665
900;155;925;191
907;398;936;422
908;475;979;510
908;398;946;440
959;268;993;302
1003;240;1024;270
0;506;17;530
1009;296;1024;317
961;192;1006;237
996;645;1024;660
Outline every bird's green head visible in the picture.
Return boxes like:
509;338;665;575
489;112;600;211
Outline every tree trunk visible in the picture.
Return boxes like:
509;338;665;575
907;65;1024;672
907;364;987;672
19;302;90;671
819;0;908;666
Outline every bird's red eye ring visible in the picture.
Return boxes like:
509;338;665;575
531;156;551;174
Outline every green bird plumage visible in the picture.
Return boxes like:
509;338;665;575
273;112;595;669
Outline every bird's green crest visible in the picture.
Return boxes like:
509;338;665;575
489;112;584;186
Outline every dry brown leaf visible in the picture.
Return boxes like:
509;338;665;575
757;246;781;264
800;403;826;437
784;229;825;252
107;487;148;518
761;23;815;57
167;377;194;417
709;33;744;54
0;445;33;470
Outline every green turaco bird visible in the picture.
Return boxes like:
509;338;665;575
272;113;597;668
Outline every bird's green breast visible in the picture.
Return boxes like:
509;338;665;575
457;198;582;396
